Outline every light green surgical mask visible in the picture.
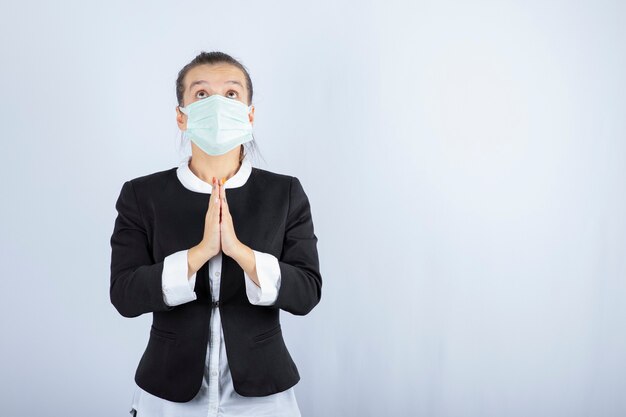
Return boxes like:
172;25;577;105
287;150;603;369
179;94;254;156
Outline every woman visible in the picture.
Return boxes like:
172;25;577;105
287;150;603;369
109;51;322;417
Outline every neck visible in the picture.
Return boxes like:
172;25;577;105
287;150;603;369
188;145;242;184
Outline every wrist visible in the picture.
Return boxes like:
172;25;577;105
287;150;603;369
231;240;248;262
193;242;215;262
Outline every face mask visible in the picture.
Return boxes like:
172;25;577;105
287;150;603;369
179;95;254;156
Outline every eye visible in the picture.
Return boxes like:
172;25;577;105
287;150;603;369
194;90;239;100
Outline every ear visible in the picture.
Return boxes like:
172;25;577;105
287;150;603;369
176;106;187;130
248;105;255;125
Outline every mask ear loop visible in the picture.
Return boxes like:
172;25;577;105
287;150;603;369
179;106;189;143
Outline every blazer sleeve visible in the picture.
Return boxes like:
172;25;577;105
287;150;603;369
109;180;176;318
244;249;281;306
162;249;198;306
274;176;322;315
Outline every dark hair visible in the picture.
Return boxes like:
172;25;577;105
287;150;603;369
175;51;263;165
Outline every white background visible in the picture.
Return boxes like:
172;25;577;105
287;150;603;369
0;1;624;416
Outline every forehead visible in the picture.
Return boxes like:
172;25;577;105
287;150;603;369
184;63;246;91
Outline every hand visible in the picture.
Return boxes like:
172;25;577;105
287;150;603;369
219;178;242;257
197;176;223;259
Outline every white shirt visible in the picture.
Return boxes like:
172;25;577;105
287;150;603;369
129;154;301;417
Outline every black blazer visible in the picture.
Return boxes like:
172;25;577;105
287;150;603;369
109;165;322;402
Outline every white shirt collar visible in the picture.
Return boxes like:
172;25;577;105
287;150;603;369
176;154;252;194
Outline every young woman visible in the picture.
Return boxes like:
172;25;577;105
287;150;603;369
109;51;322;417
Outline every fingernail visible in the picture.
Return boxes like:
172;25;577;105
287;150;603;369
221;177;226;185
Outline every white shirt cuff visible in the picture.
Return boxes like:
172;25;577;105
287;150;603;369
162;249;197;306
244;250;281;306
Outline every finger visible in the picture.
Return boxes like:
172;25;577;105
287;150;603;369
220;178;227;208
209;177;220;220
221;178;232;220
217;178;222;222
214;177;221;205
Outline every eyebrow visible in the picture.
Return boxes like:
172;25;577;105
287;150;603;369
188;79;244;90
